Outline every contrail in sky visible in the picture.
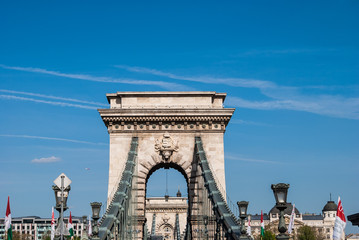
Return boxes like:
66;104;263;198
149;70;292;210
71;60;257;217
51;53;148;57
0;134;107;145
0;94;99;110
0;64;191;90
0;89;108;106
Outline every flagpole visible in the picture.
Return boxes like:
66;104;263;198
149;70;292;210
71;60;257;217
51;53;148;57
60;175;64;240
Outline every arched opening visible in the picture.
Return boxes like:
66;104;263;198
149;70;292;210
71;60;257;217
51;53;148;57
145;163;189;240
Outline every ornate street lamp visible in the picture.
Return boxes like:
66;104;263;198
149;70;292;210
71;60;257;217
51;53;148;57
52;185;71;212
271;183;290;240
90;202;102;240
52;185;70;240
237;201;249;239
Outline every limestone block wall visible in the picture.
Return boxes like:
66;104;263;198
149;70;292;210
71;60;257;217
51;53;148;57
99;91;235;238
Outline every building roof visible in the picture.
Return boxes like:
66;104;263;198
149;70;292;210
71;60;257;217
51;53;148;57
322;201;337;212
269;203;300;215
250;214;270;221
302;214;324;220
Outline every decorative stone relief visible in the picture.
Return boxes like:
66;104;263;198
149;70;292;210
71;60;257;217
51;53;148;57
162;213;170;223
155;132;179;161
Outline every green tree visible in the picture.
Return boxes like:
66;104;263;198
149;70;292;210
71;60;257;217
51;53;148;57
296;225;324;240
263;230;276;240
255;230;276;240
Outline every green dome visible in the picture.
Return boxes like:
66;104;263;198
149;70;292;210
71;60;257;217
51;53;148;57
322;201;337;212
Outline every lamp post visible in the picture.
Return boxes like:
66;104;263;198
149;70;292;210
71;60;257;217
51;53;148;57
237;201;249;239
271;183;290;240
90;202;102;240
52;185;70;240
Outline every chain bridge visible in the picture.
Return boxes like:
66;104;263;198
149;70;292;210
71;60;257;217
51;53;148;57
96;92;248;240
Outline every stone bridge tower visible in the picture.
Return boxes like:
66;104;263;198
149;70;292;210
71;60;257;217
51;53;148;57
98;92;234;238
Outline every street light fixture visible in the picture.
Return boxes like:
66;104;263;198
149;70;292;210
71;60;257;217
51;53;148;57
271;183;290;240
52;185;70;240
237;201;249;239
90;202;102;240
52;185;71;212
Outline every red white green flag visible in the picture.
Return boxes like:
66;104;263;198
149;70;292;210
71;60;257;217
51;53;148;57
68;211;74;238
5;196;12;240
333;197;346;240
260;210;264;237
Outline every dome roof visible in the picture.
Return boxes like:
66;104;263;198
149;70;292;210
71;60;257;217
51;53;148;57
322;201;337;212
269;203;300;215
176;189;182;197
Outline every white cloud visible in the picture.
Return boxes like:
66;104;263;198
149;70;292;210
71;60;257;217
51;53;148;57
117;65;359;120
0;94;99;110
116;65;275;89
0;134;107;145
225;154;282;164
0;64;191;90
2;64;358;120
31;156;61;163
227;94;359;120
0;89;108;107
229;119;272;127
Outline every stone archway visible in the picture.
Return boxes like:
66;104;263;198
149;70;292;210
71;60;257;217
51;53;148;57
133;133;199;237
98;91;235;239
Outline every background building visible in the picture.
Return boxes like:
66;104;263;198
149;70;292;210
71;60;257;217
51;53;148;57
249;200;340;240
0;215;86;240
145;190;188;240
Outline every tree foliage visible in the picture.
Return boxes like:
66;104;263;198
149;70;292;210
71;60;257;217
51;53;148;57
254;230;276;240
296;225;324;240
263;230;276;240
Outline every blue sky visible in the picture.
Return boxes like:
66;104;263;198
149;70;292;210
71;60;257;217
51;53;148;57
0;0;358;234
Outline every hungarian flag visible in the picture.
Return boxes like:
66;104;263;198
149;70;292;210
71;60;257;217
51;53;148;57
68;211;74;238
5;196;12;240
333;197;346;240
51;207;55;240
260;210;264;237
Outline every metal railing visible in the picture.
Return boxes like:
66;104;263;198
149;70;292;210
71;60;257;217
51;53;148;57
98;137;138;240
195;136;246;240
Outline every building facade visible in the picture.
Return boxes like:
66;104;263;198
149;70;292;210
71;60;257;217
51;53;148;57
0;215;87;240
248;200;342;240
145;195;188;240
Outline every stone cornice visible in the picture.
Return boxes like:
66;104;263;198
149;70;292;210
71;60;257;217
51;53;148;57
99;108;234;132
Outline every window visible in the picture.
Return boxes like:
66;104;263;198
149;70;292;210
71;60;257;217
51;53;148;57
326;228;330;233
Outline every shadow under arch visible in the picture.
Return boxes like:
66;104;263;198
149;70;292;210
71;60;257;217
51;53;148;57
145;162;189;190
144;162;191;239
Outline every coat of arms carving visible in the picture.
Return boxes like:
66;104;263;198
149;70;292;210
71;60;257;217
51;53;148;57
155;133;179;161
